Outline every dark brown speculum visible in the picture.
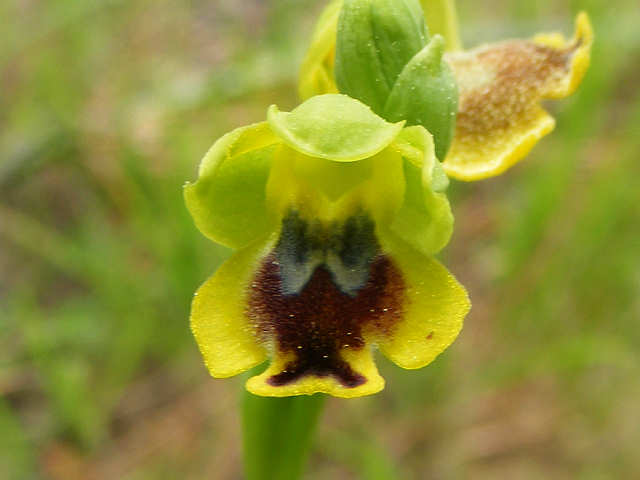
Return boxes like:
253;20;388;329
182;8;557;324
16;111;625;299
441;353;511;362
247;211;405;388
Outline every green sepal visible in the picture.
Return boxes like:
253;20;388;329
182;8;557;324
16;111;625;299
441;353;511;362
390;126;453;254
267;94;404;162
335;0;429;114
184;122;280;249
384;35;458;160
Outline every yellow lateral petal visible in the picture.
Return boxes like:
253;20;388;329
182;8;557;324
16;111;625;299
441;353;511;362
390;126;453;254
246;347;384;398
443;12;593;181
376;229;470;369
190;238;274;378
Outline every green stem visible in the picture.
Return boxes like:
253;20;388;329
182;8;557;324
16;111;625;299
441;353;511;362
420;0;462;51
242;389;326;480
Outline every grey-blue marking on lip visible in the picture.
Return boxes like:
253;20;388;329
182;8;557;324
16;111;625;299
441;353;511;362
273;210;379;297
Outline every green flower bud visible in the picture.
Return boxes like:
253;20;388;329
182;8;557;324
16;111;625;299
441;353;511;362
383;35;457;160
335;0;457;158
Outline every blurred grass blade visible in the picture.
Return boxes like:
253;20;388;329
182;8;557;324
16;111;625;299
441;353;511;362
321;429;400;480
0;129;76;192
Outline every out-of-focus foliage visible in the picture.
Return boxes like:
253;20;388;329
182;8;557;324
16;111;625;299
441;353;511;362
1;0;639;478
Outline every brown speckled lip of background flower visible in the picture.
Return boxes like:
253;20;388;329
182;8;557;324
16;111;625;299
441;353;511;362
448;39;578;136
247;212;405;388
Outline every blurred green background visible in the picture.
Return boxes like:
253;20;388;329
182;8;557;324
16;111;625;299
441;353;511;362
1;0;639;478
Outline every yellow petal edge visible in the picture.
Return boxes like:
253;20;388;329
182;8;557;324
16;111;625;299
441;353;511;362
377;229;470;369
247;348;385;398
534;12;593;99
190;238;271;378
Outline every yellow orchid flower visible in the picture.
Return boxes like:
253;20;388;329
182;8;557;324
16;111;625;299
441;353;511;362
185;94;469;398
299;1;593;181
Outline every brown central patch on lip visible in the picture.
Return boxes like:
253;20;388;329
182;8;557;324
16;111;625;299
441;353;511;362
247;251;404;388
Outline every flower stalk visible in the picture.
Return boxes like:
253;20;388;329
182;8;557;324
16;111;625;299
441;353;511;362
243;389;326;480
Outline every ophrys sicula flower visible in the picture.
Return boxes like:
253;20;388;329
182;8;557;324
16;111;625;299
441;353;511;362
185;94;469;398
